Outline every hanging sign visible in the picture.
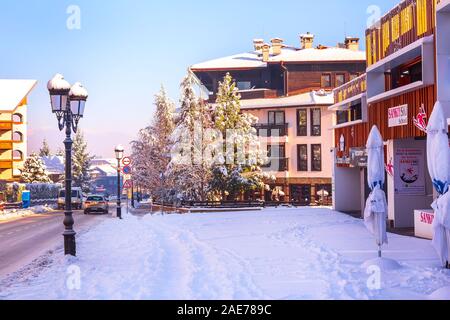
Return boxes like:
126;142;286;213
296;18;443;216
394;148;426;195
388;105;408;128
385;158;394;177
413;105;428;133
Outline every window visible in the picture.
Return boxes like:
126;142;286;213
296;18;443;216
321;74;332;88
13;150;23;161
311;144;322;171
336;111;349;125
391;58;422;90
268;111;285;125
297;109;307;136
268;144;286;158
12;113;23;123
311;108;321;136
336;103;362;125
336;74;345;87
237;81;252;90
13;131;23;142
297;144;308;172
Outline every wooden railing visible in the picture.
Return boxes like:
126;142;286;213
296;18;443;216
365;0;435;66
334;74;367;103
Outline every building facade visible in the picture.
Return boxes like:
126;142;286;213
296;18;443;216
331;0;450;232
0;80;37;182
191;34;366;204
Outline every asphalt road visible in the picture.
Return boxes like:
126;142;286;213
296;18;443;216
0;210;110;279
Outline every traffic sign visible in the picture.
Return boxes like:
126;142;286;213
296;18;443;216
122;157;132;166
122;165;132;175
123;180;132;189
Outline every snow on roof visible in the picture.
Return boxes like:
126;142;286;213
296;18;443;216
239;90;334;110
41;156;64;175
191;46;365;71
0;79;37;112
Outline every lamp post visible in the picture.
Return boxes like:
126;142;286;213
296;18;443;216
115;145;124;219
47;74;88;257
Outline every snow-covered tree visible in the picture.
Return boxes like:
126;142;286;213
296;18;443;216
72;131;94;192
55;148;64;157
209;73;268;200
21;153;52;183
39;139;51;157
167;73;214;202
131;86;175;201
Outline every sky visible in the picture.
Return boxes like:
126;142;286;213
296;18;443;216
0;0;399;158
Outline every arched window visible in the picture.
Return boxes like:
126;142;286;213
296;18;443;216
13;150;23;161
13;131;23;142
12;113;23;123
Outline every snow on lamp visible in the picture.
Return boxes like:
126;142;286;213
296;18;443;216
69;82;88;122
47;74;71;116
115;144;125;160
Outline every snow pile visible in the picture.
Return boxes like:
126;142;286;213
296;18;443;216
0;205;55;222
1;208;449;300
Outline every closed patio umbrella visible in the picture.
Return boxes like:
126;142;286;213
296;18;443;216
426;101;450;268
364;126;388;257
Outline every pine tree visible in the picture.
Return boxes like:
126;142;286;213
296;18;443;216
168;73;214;202
131;86;175;202
209;73;268;200
39;139;51;157
72;131;94;192
21;153;52;183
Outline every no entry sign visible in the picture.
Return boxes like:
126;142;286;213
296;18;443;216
122;157;132;166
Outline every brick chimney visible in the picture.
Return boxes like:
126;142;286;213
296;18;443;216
300;32;314;49
345;37;360;51
253;39;264;51
271;38;284;55
262;43;270;62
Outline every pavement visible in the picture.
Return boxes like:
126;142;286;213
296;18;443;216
0;209;111;279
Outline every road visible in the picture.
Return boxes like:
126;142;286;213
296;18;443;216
0;210;110;279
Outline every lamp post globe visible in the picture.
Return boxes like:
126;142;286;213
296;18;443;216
115;145;125;219
47;73;88;257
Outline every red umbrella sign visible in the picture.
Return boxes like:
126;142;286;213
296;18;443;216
122;157;132;166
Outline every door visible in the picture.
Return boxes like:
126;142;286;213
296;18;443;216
290;185;312;205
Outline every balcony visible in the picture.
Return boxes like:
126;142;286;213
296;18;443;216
254;123;289;137
0;121;13;131
0;141;13;150
262;158;289;172
0;160;13;169
208;89;282;103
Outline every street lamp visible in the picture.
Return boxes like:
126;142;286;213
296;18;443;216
47;74;88;257
115;144;125;219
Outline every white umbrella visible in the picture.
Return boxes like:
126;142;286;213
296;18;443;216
426;101;450;268
364;126;388;258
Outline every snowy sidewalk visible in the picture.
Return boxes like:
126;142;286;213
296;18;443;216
1;207;449;300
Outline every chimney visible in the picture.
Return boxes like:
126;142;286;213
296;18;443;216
253;39;264;51
271;38;284;55
300;32;314;49
262;43;270;62
345;37;360;51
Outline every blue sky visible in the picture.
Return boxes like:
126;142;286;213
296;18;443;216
0;0;399;157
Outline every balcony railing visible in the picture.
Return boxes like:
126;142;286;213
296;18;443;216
0;121;13;131
0;160;13;169
0;141;13;150
262;158;289;172
254;123;289;137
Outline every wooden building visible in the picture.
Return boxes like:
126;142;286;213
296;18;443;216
330;0;450;230
191;34;366;204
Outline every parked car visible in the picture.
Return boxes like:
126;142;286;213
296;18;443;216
84;195;109;215
57;188;83;210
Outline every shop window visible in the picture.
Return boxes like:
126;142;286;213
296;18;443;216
336;74;345;87
321;74;332;88
337;111;349;125
297;144;308;172
237;81;252;90
297;109;308;136
391;58;422;90
311;144;322;172
336;103;362;125
268;111;285;125
311;108;321;136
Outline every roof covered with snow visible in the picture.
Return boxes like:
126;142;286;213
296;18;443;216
0;80;37;112
41;156;64;175
239;90;334;110
191;46;365;71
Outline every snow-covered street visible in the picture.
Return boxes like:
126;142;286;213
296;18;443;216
1;207;449;300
